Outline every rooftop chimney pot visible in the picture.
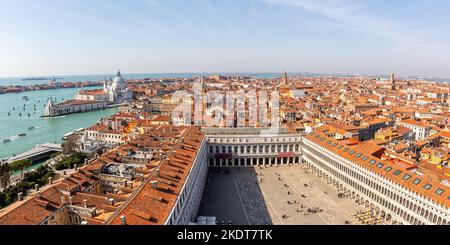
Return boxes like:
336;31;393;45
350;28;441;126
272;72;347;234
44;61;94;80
120;215;127;225
151;180;158;190
108;198;115;206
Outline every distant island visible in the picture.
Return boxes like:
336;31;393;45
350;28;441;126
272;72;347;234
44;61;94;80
21;77;64;81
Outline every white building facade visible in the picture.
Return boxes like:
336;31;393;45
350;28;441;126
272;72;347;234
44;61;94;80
166;138;209;225
205;131;303;167
399;120;432;141
43;100;108;117
302;132;450;225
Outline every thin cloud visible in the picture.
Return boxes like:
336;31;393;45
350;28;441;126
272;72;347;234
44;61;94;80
258;0;410;41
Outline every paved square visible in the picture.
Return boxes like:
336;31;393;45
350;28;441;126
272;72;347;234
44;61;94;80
199;165;365;225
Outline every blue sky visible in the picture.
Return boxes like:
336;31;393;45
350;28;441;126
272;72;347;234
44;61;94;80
1;0;450;77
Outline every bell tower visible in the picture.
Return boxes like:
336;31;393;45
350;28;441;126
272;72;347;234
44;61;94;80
391;73;396;91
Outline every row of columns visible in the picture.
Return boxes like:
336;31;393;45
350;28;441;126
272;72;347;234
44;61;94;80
210;144;301;155
304;160;403;225
209;156;302;167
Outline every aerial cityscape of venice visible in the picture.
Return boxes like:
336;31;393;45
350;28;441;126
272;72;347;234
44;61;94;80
0;0;449;231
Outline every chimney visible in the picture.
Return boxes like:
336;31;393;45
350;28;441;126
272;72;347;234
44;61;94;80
74;164;78;170
35;184;39;192
120;215;127;225
83;199;88;208
151;180;158;190
108;198;115;206
69;196;73;205
84;159;88;165
48;177;53;185
156;168;160;176
18;192;23;201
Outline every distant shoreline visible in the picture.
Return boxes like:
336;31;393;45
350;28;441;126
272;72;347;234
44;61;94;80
1;72;449;86
0;82;103;96
21;77;64;81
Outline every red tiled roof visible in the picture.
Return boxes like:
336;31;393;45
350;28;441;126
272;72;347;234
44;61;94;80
106;127;205;225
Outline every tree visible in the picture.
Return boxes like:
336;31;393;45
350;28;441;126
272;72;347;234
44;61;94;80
9;159;32;179
54;154;87;171
0;163;11;190
62;134;79;155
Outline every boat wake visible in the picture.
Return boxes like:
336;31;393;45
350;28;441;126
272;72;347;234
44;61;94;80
2;135;19;143
10;136;19;141
47;115;67;119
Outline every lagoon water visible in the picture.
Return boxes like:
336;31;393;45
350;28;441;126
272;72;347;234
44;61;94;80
0;87;118;159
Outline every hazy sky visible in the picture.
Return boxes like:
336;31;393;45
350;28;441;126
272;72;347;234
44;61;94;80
1;0;450;77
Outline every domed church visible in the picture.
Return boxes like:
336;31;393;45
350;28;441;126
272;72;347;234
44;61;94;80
103;70;133;103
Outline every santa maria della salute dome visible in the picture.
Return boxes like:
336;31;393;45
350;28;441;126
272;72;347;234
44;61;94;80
111;70;126;91
103;70;133;103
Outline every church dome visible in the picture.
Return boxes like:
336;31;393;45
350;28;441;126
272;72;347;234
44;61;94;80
113;70;126;84
112;70;126;90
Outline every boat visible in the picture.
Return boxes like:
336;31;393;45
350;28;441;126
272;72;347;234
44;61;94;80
18;133;27;137
3;139;11;143
28;126;36;130
22;96;29;101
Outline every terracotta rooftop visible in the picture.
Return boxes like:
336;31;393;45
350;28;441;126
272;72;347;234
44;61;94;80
106;127;205;225
77;89;107;95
